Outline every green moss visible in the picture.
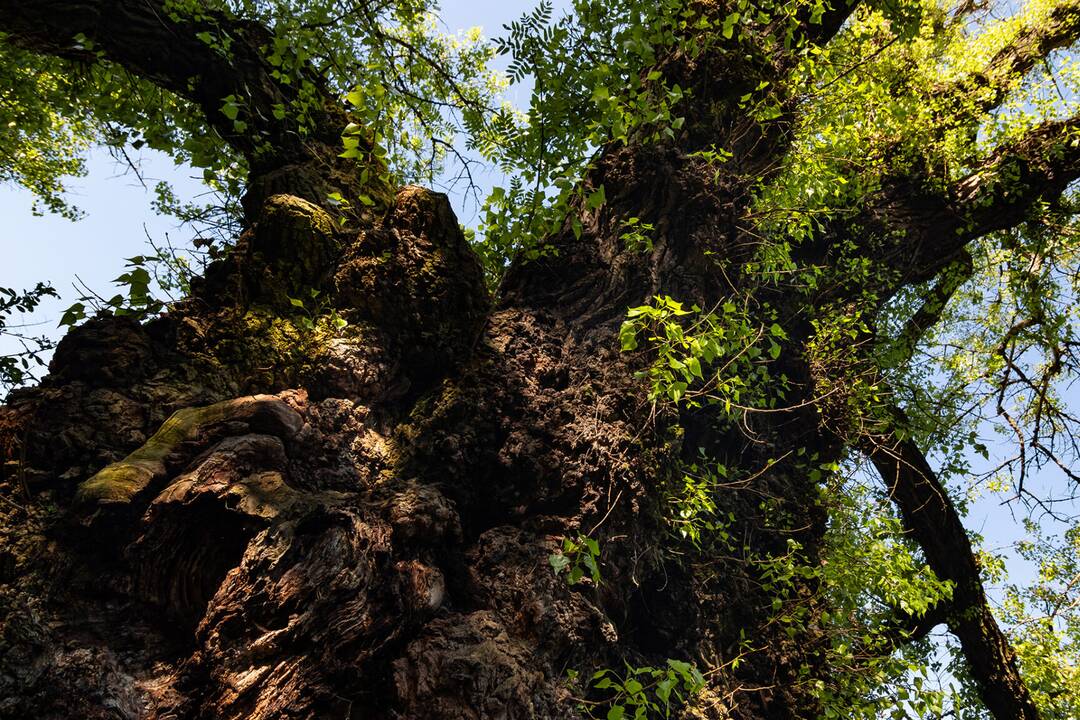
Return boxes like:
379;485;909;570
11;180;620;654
75;395;302;508
388;376;481;476
251;194;340;304
208;307;351;387
76;400;248;506
266;194;335;235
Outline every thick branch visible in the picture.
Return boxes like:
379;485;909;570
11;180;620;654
863;422;1041;720
861;115;1080;288
884;251;973;365
936;0;1080;118
858;599;951;663
951;115;1080;228
797;0;862;50
0;0;378;214
4;1;288;159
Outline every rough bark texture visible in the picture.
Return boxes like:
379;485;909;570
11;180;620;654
0;173;827;718
1;1;1075;718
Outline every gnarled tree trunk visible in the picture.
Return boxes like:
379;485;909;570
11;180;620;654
1;1;1070;718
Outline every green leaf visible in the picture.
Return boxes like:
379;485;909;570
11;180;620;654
669;382;687;403
586;185;606;210
58;302;85;327
722;12;739;38
548;552;570;574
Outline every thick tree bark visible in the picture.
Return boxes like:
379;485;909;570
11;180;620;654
1;1;1075;719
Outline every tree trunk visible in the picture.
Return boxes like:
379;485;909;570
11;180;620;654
0;161;835;719
1;2;1069;718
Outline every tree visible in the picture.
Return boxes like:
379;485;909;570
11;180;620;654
1;0;1079;718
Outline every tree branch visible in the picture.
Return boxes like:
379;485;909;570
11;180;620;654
952;115;1080;226
0;0;378;215
4;1;283;158
872;598;951;654
862;417;1042;720
935;0;1080;119
884;250;973;366
796;0;862;50
861;115;1080;288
